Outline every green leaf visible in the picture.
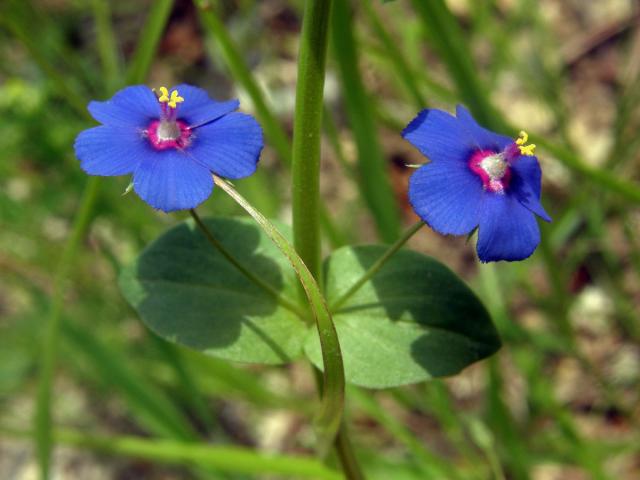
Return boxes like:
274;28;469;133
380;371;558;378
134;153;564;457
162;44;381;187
119;217;307;365
305;245;500;388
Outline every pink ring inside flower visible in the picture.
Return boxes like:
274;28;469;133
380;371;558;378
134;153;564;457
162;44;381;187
147;120;192;150
468;149;512;193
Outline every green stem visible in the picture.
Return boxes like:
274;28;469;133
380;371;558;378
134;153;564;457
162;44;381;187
311;368;366;480
194;0;347;249
213;175;344;455
188;209;305;318
291;0;333;281
289;1;362;474
330;221;425;312
334;423;366;480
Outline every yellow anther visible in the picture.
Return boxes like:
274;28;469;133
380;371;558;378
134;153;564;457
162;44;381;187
515;130;535;155
518;143;536;156
157;86;184;108
167;90;184;109
158;86;170;103
516;130;528;145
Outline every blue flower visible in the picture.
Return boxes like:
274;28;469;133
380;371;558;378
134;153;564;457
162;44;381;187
74;85;263;212
403;105;551;262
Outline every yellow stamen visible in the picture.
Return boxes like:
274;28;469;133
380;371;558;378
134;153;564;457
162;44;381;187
515;130;528;145
519;143;536;156
157;86;184;109
167;90;184;109
515;130;535;156
158;86;170;103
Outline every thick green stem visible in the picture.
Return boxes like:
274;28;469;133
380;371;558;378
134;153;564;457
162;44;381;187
330;221;425;312
290;2;365;476
291;0;332;281
194;0;347;248
189;209;304;318
333;422;366;480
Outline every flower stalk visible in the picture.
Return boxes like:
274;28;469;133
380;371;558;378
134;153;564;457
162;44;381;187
213;175;344;458
291;0;332;281
290;0;363;476
330;221;425;312
188;209;305;318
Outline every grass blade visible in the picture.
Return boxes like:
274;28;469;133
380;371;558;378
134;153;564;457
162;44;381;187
126;0;174;85
1;427;342;480
195;1;291;165
61;320;197;441
361;0;426;108
23;2;175;476
330;0;401;242
411;0;501;129
34;179;100;480
90;0;122;89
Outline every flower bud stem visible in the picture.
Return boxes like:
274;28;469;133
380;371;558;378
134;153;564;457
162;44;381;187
330;221;425;312
189;209;305;318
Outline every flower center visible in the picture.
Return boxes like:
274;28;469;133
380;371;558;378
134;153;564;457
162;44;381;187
156;120;181;141
146;119;191;150
480;153;507;179
469;150;511;193
144;86;192;150
468;131;536;194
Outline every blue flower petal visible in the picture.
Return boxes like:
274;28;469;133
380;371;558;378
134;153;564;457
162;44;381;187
172;84;240;128
455;105;512;151
511;154;542;198
476;194;540;262
509;163;551;222
88;86;160;128
74;125;148;176
403;109;476;163
509;155;551;222
133;150;214;212
189;112;263;179
409;160;484;235
516;186;551;222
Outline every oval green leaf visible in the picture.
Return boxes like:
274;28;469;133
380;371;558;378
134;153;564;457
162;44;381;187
305;245;500;388
119;217;307;365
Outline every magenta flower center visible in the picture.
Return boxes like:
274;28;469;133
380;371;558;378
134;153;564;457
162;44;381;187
467;132;536;193
147;119;191;150
469;149;512;194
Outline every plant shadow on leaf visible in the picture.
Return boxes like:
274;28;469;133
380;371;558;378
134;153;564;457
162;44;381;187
119;217;308;365
305;245;500;388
